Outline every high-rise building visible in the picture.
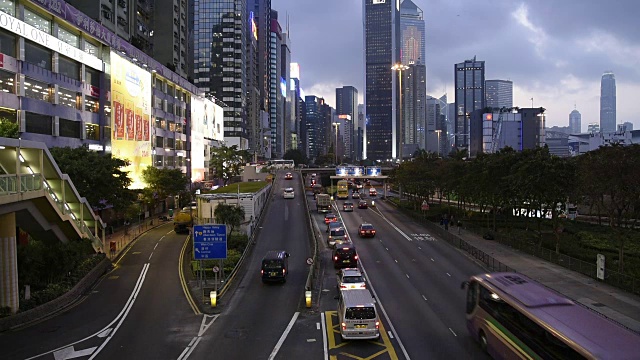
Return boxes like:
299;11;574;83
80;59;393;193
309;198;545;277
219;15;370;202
304;96;324;160
191;0;248;149
485;80;513;109
481;108;546;154
246;10;261;158
569;108;581;134
403;64;427;150
588;122;600;133
290;63;302;151
67;0;187;77
364;0;400;161
400;0;425;65
454;58;485;151
622;122;633;131
336;86;359;161
269;11;283;157
281;29;293;153
600;71;616;132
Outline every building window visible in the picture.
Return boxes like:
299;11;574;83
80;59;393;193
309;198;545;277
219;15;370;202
165;156;175;167
23;8;50;34
0;69;15;93
24;41;52;70
0;29;16;57
25;112;52;135
86;123;99;140
24;77;50;102
155;117;166;129
166;84;174;97
0;0;15;16
168;120;176;132
85;67;100;88
84;40;99;57
58;55;80;80
85;95;99;113
166;137;175;149
57;26;78;47
57;87;77;108
155;78;163;92
59;118;81;138
155;136;164;148
154;154;163;167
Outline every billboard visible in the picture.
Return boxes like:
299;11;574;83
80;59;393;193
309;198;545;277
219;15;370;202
190;96;206;182
110;51;152;189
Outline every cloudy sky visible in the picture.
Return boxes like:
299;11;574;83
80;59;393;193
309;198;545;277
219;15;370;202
274;0;640;131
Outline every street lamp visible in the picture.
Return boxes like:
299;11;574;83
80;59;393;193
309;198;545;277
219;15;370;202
332;122;339;165
435;129;442;157
391;63;409;164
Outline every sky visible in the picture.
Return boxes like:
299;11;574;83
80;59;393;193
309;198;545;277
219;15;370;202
274;0;640;131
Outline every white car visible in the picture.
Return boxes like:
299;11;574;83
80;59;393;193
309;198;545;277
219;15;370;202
337;268;366;290
283;187;295;199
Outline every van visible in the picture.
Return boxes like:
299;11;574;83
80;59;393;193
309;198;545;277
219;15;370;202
337;289;380;340
261;250;290;283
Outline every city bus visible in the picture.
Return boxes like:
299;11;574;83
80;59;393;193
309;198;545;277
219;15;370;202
269;159;294;169
463;272;640;359
336;179;349;200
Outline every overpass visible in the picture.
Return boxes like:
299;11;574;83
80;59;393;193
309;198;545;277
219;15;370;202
0;137;105;313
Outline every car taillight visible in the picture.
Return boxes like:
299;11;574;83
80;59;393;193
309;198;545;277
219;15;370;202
261;270;264;275
360;284;366;288
283;269;286;274
354;255;358;260
341;322;347;330
334;256;338;261
340;284;346;289
360;231;365;234
375;321;379;329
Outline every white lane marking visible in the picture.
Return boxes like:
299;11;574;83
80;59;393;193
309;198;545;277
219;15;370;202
385;247;389;251
418;246;422;250
371;210;414;242
96;328;111;338
321;312;328;360
89;263;150;359
27;264;151;360
446;273;451;277
268;312;300;360
422;295;428;301
316;322;320;330
388;331;395;339
395;259;398;263
406;274;410;279
449;328;458;337
166;230;173;235
431;258;435;262
154;243;158;250
178;315;219;360
148;253;153;261
53;346;97;360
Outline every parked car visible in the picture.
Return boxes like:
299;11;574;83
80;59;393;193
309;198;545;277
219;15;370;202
358;200;369;209
358;223;376;238
337;268;366;290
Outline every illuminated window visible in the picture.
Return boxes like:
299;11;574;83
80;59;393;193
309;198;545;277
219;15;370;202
86;123;100;140
24;77;50;102
84;95;99;113
23;8;50;34
0;69;15;93
0;0;15;16
57;87;78;109
58;26;79;47
84;40;99;57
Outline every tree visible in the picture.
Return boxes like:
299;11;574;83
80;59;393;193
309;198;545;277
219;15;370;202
49;145;135;212
141;166;190;211
209;145;247;185
283;149;308;166
214;203;245;235
0;118;19;138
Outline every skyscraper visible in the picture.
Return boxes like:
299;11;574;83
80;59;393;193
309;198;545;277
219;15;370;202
569;108;581;134
400;0;425;65
269;11;283;157
485;80;513;109
336;86;359;160
191;0;248;149
403;64;427;150
454;58;485;150
304;96;323;160
600;71;616;132
364;0;400;161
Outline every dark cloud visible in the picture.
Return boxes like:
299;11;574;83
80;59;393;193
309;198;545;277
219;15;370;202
276;0;640;127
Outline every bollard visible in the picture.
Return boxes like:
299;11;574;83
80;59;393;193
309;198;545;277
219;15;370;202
305;290;312;308
210;290;217;307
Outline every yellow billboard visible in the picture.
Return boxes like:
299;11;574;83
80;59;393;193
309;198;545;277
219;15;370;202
110;51;152;189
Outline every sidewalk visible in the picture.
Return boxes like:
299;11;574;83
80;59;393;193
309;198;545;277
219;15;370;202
451;225;640;332
103;218;169;260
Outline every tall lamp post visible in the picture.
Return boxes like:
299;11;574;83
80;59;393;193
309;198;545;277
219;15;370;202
435;129;442;157
392;63;409;200
332;122;340;165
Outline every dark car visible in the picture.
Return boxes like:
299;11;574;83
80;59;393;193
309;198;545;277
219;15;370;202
351;191;360;199
261;250;290;283
358;200;368;209
325;213;338;224
333;245;358;269
358;223;376;238
343;201;354;212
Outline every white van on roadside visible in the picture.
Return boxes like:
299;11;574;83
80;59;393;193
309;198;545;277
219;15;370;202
337;289;380;340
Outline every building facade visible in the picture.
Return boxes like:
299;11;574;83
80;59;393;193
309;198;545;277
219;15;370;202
399;0;425;66
364;0;400;161
454;58;485;151
481;108;545;154
569;108;581;134
335;86;358;161
600;71;616;132
485;79;513;109
403;64;426;151
268;11;282;157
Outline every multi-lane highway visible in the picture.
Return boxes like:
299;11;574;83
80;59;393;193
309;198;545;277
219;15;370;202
2;173;493;359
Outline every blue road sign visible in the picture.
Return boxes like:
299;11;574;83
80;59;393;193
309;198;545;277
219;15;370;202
193;224;227;260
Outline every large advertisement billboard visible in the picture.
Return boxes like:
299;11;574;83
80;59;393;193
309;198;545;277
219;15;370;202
110;51;152;189
190;96;206;182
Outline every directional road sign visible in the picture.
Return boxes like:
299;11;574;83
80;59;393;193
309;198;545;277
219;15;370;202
193;224;227;260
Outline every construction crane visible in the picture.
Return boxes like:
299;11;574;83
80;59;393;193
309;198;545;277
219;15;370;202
490;108;506;153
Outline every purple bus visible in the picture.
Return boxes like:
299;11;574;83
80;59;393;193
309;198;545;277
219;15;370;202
462;272;640;359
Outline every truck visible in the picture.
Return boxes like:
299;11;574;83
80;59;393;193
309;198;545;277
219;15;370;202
316;193;332;213
174;206;196;234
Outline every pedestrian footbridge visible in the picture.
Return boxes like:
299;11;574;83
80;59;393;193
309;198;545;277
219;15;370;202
0;137;106;313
